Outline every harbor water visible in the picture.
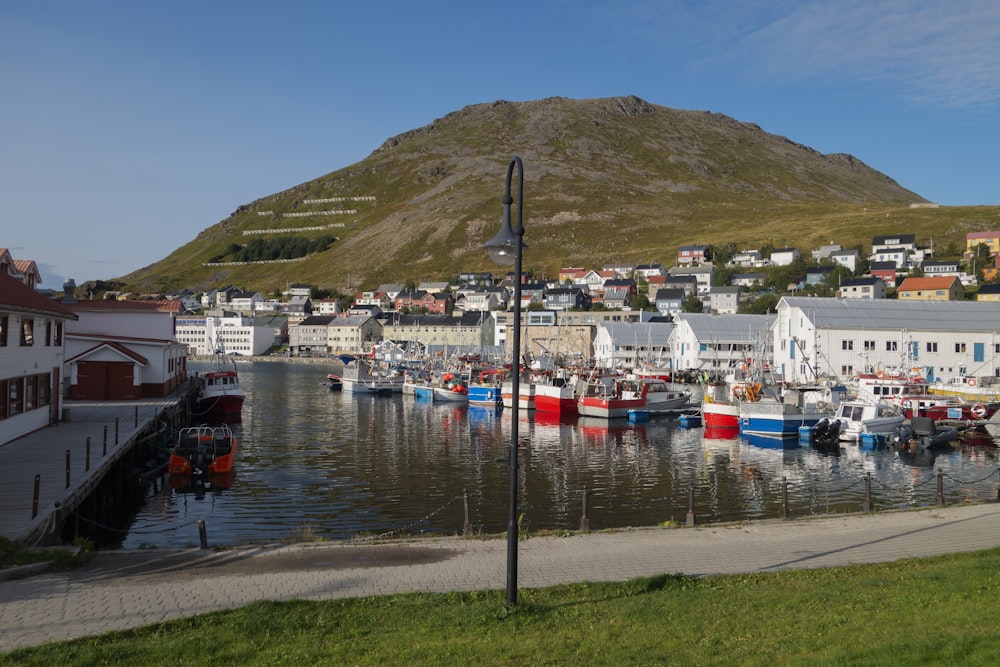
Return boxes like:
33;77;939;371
122;361;1000;548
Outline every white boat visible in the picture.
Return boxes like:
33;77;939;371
620;377;692;414
340;358;404;395
834;400;906;442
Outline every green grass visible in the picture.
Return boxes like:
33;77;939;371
4;548;1000;665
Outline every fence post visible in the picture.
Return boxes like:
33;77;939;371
103;425;108;454
686;485;697;527
780;476;790;520
134;405;139;428
863;472;874;512
197;520;208;549
936;470;945;507
65;449;71;489
115;418;119;445
580;487;590;532
32;475;40;519
462;489;473;536
85;437;91;471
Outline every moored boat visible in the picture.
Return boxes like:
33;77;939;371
739;384;846;438
833;399;905;442
577;375;644;419
196;347;244;422
168;424;239;476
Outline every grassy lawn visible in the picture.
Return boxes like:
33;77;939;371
3;547;1000;666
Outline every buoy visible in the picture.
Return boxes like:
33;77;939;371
967;378;977;387
972;403;987;419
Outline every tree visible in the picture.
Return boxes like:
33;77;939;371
739;293;780;314
681;293;703;313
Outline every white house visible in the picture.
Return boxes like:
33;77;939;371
64;297;187;400
769;248;800;267
830;249;859;273
837;277;886;300
772;296;1000;384
669;313;773;372
593;321;674;369
176;312;277;356
0;272;77;446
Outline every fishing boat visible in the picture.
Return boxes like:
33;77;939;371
576;375;645;419
168;424;239;476
340;357;404;395
739;384;846;438
467;368;505;408
620;376;692;414
856;370;998;424
502;378;536;411
532;370;579;416
196;344;244;422
432;372;469;403
325;373;343;391
701;367;763;430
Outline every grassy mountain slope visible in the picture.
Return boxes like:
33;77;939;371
119;96;1000;294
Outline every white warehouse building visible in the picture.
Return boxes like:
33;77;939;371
772;297;1000;385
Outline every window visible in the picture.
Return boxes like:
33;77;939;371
8;378;23;416
38;374;51;407
25;375;36;411
841;365;854;375
20;318;33;346
842;340;854;351
955;343;967;353
0;315;7;346
927;342;938;353
863;340;876;351
886;341;897;351
45;321;52;346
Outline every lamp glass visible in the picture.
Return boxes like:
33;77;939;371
484;228;519;266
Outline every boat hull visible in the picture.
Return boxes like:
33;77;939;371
577;396;645;419
467;384;503;408
533;383;578;416
702;399;740;429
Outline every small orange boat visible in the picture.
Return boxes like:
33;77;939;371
168;424;239;476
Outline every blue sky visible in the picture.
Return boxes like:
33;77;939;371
3;1;999;287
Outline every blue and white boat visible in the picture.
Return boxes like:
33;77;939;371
739;384;846;438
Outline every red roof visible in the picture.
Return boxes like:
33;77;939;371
67;299;182;313
0;272;77;319
897;276;960;291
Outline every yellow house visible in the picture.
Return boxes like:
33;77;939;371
977;284;1000;302
966;230;1000;257
896;276;965;301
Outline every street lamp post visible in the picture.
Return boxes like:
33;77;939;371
484;156;525;607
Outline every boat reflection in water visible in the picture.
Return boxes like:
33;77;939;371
120;362;1000;549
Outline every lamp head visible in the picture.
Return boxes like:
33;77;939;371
484;227;519;266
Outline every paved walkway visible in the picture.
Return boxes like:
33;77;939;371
3;501;1000;651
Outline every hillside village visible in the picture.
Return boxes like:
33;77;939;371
4;228;1000;447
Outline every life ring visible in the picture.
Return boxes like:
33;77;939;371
971;403;987;419
967;378;977;387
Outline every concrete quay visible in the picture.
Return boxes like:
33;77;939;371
0;396;187;545
2;502;1000;651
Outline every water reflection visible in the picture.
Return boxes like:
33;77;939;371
122;361;1000;548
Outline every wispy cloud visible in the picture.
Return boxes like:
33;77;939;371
607;0;1000;109
732;1;1000;108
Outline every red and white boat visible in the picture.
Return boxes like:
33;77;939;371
196;346;244;422
532;371;579;416
577;375;642;419
576;375;688;419
856;370;998;424
502;378;536;411
701;376;762;430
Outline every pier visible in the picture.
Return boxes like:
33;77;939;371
0;385;196;546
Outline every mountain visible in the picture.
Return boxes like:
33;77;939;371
119;96;993;295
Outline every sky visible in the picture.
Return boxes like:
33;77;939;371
3;1;999;287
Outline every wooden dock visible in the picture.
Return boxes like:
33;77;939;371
0;392;191;545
